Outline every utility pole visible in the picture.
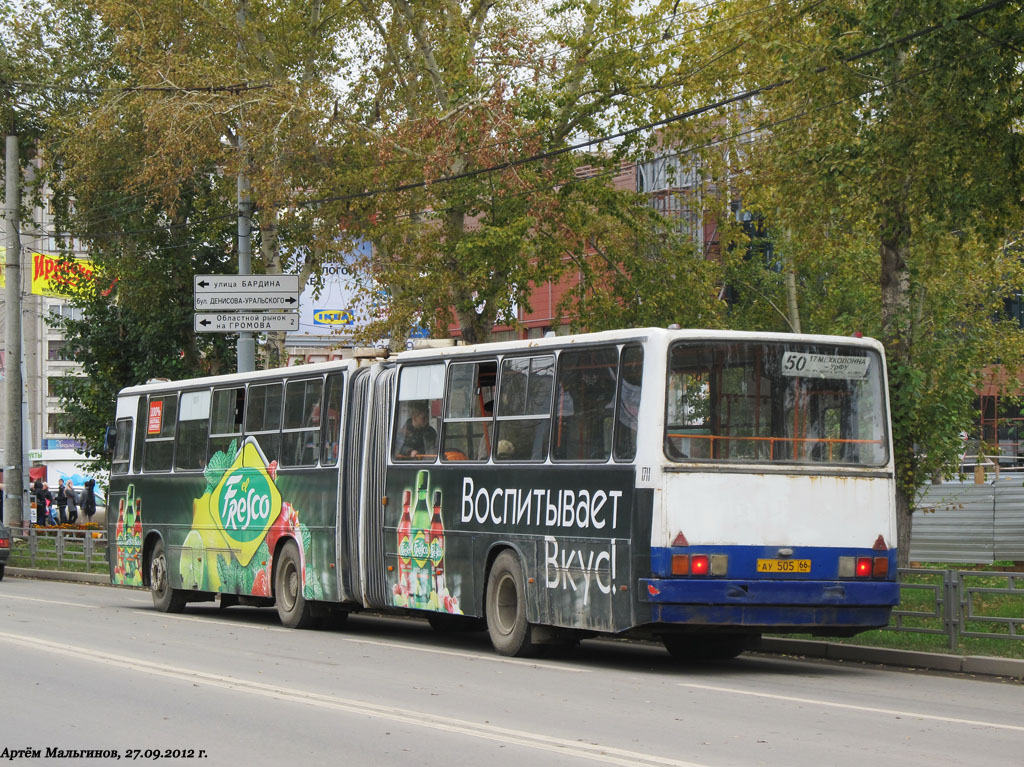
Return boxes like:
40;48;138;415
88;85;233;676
237;170;254;373
235;0;254;374
3;134;24;527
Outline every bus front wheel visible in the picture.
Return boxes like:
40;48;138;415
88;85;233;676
485;551;538;657
150;540;186;613
274;540;315;629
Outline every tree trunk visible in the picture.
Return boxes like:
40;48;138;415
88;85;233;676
895;482;913;569
879;195;913;568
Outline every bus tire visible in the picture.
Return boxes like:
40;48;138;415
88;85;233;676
0;564;5;582
150;540;186;613
274;540;315;629
485;550;538;657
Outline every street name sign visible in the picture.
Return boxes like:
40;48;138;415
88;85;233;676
194;312;299;333
194;274;300;310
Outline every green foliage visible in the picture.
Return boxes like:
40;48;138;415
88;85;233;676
659;0;1024;562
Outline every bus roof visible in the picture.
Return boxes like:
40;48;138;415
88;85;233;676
116;327;884;397
393;327;885;362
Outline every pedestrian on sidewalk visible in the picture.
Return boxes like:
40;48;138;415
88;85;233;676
82;479;97;523
65;480;79;525
55;479;68;525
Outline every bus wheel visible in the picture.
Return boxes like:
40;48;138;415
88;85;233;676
150;540;186;613
662;633;754;661
485;551;538;657
274;540;315;629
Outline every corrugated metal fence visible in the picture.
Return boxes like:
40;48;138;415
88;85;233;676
913;480;1024;564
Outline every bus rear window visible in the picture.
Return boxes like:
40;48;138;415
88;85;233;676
665;342;888;466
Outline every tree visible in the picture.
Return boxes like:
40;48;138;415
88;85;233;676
664;0;1024;563
324;0;708;345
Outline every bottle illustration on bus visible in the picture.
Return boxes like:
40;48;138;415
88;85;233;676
393;470;460;614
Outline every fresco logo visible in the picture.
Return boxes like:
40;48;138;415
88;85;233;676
210;440;281;566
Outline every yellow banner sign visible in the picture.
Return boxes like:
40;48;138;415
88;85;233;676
0;249;95;297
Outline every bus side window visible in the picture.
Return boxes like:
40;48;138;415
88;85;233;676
442;360;496;461
495;355;553;461
175;389;211;471
393;363;444;461
281;378;324;467
245;382;283;463
320;373;344;465
142;394;177;472
209;386;245;459
552;347;618;462
111;418;133;475
614;344;643;461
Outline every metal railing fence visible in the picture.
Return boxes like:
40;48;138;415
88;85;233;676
887;568;1024;650
9;528;108;573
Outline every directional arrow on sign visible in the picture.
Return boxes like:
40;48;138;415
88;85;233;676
194;273;301;310
194;312;299;333
194;274;300;293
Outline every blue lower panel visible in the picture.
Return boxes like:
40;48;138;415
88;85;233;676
640;579;899;605
647;603;894;628
639;578;900;628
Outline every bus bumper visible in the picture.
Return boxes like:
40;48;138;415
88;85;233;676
638;578;900;629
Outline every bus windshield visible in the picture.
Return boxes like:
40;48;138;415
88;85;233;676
666;341;888;466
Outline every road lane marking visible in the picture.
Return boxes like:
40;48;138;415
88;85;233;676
678;682;1024;733
0;630;704;767
145;611;589;672
0;589;587;673
0;593;98;609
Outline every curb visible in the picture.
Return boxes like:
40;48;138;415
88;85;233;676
6;568;1023;679
7;567;109;584
760;637;1024;680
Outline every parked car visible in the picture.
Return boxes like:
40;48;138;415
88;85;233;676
0;521;10;580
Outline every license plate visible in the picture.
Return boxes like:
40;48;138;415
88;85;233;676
756;558;811;573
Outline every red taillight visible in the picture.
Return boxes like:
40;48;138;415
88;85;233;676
691;555;710;575
0;537;9;548
873;557;889;577
856;557;872;577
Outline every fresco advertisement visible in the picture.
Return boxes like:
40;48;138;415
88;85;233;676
113;438;325;601
391;469;462;614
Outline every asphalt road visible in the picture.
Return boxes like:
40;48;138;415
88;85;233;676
0;578;1022;767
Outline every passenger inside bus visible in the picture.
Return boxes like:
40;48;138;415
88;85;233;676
399;401;438;459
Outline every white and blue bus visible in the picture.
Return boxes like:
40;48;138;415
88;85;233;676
107;327;898;658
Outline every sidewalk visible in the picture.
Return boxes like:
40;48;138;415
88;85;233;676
7;567;1023;680
759;637;1024;680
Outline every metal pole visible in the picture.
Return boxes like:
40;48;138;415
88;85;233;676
3;134;24;527
234;0;254;374
236;171;255;373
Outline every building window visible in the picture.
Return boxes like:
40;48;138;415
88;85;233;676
48;340;68;360
47;412;66;435
47;303;84;323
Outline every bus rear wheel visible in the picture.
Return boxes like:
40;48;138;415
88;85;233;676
150;540;186;613
274;540;315;629
485;550;538;657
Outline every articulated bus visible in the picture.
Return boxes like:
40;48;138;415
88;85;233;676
107;328;899;659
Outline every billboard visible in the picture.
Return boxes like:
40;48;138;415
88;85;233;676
0;248;96;298
288;240;374;340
